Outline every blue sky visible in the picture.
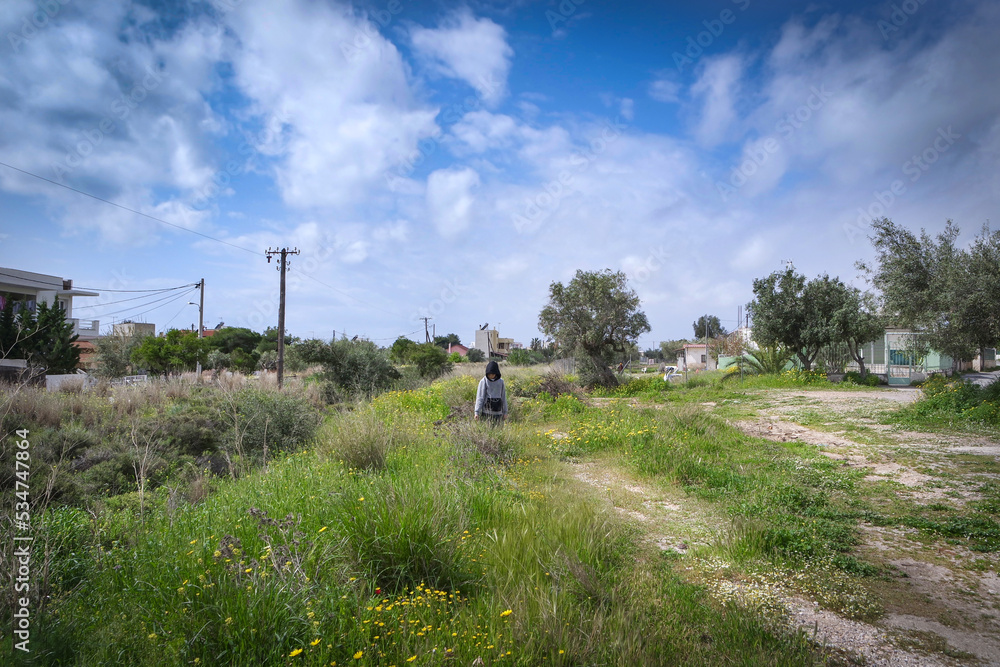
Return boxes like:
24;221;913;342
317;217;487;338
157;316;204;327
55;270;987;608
1;0;998;350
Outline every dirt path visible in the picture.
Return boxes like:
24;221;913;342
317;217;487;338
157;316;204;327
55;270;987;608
567;389;1000;665
567;456;953;666
728;390;1000;665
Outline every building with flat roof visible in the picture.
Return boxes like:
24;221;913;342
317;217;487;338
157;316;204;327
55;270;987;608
0;267;100;340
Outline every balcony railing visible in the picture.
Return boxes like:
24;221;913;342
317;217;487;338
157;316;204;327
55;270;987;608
71;319;100;339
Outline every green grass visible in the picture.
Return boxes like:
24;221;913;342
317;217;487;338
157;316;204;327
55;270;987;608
7;387;833;666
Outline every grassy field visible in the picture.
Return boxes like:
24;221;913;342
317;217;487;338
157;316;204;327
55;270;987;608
2;370;998;665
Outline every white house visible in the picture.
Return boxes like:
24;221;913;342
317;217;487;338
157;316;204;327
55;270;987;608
0;267;100;340
678;343;717;371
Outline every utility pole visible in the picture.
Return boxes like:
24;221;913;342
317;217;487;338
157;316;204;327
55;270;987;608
421;317;432;343
265;247;300;388
196;278;204;378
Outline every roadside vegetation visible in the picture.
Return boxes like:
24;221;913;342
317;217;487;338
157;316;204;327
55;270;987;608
7;363;998;665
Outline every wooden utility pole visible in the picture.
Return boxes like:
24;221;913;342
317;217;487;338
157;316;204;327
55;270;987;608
265;247;300;388
196;278;204;378
421;317;432;343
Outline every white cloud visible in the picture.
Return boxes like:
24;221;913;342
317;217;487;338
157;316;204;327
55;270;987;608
620;98;634;121
691;55;743;146
426;167;480;237
223;0;438;212
449;111;518;153
648;77;680;104
410;9;513;106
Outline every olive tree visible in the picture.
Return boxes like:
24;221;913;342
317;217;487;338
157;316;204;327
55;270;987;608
538;269;650;387
858;218;998;371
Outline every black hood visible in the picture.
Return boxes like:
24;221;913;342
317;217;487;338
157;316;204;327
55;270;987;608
484;361;501;379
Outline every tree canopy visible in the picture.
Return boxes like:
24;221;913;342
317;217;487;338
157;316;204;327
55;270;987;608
859;218;1000;369
432;333;461;349
0;298;80;373
538;269;650;387
750;269;881;372
692;315;727;339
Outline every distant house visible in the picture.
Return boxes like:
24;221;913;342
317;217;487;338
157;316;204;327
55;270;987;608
473;329;514;358
678;343;717;371
75;340;98;371
846;327;997;385
113;321;156;338
0;267;100;341
447;343;470;357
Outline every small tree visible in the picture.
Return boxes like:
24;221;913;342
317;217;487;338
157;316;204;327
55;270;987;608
831;285;884;378
297;338;401;396
389;336;418;363
507;348;532;366
692;315;727;339
538;269;650;387
432;333;461;349
859;218;982;372
410;343;452;378
95;331;147;379
749;269;842;371
466;347;485;363
30;300;81;373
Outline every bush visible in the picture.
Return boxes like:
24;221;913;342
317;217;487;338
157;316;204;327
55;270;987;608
507;348;533;366
226;386;321;457
843;371;881;387
298;338;401;399
410;343;452;379
466;348;485;363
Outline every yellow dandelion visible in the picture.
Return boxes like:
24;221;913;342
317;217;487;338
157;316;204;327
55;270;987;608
358;497;365;502
311;638;321;646
318;526;328;533
500;609;513;617
353;650;364;659
189;539;197;545
407;656;417;663
290;648;303;657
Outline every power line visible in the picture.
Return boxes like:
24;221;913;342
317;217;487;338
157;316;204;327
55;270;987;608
90;286;199;321
73;285;196;309
77;284;196;293
127;287;200;322
0;160;259;255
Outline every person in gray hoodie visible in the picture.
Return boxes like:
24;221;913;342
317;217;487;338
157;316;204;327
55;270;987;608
474;360;507;423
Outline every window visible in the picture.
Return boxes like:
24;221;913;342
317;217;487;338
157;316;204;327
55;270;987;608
701;354;706;363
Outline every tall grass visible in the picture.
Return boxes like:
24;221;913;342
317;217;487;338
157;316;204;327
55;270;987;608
10;383;829;665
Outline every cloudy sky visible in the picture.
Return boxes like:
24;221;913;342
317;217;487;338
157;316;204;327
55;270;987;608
1;0;999;350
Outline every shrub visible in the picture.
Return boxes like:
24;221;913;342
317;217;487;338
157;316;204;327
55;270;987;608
224;386;320;460
843;371;881;386
410;343;452;379
466;347;485;362
507;348;533;366
321;409;397;471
